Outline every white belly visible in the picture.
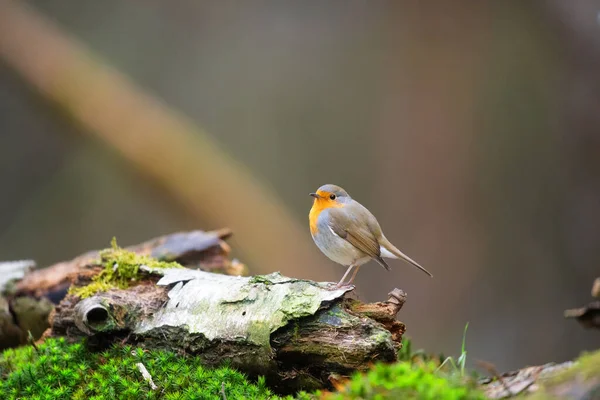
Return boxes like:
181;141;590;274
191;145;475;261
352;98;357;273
312;226;371;267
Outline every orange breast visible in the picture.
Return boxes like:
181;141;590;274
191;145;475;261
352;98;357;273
309;199;343;235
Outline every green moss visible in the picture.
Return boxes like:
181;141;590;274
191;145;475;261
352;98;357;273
0;337;491;399
546;350;600;385
318;361;486;400
0;338;288;400
70;238;182;299
397;337;445;367
523;349;600;400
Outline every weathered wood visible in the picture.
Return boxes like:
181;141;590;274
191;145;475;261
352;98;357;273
480;361;575;399
0;260;37;350
1;230;246;349
0;296;23;350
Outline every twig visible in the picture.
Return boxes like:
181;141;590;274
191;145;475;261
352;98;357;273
119;331;132;345
136;362;157;390
221;382;227;400
27;331;39;353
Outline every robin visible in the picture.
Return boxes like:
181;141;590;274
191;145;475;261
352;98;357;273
309;184;432;287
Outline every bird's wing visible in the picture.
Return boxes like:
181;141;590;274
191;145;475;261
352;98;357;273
328;207;390;270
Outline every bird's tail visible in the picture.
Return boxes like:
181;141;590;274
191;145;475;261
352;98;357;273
379;237;433;277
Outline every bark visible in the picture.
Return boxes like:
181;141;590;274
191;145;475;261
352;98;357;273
480;361;575;399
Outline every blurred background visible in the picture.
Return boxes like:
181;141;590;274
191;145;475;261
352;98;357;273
0;0;599;372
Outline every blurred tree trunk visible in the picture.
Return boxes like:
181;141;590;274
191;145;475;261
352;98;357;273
370;0;492;358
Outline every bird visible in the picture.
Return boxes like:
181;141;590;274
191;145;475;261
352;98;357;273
308;184;432;287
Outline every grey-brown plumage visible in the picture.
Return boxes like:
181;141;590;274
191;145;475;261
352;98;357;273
309;184;432;287
327;206;391;271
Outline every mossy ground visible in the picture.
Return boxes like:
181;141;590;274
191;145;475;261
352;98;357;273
0;337;488;400
69;238;182;299
0;338;285;400
318;361;486;400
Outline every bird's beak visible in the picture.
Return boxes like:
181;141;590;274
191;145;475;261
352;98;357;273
309;193;320;199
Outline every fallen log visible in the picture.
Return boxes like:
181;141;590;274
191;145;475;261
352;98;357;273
45;244;407;393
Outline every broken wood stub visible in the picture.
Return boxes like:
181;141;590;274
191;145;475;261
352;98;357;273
343;288;407;343
564;277;600;330
71;284;167;336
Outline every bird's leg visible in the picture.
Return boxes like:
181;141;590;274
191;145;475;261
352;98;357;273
346;265;361;285
335;265;354;287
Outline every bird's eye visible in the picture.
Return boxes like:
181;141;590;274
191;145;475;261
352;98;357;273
330;194;336;200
